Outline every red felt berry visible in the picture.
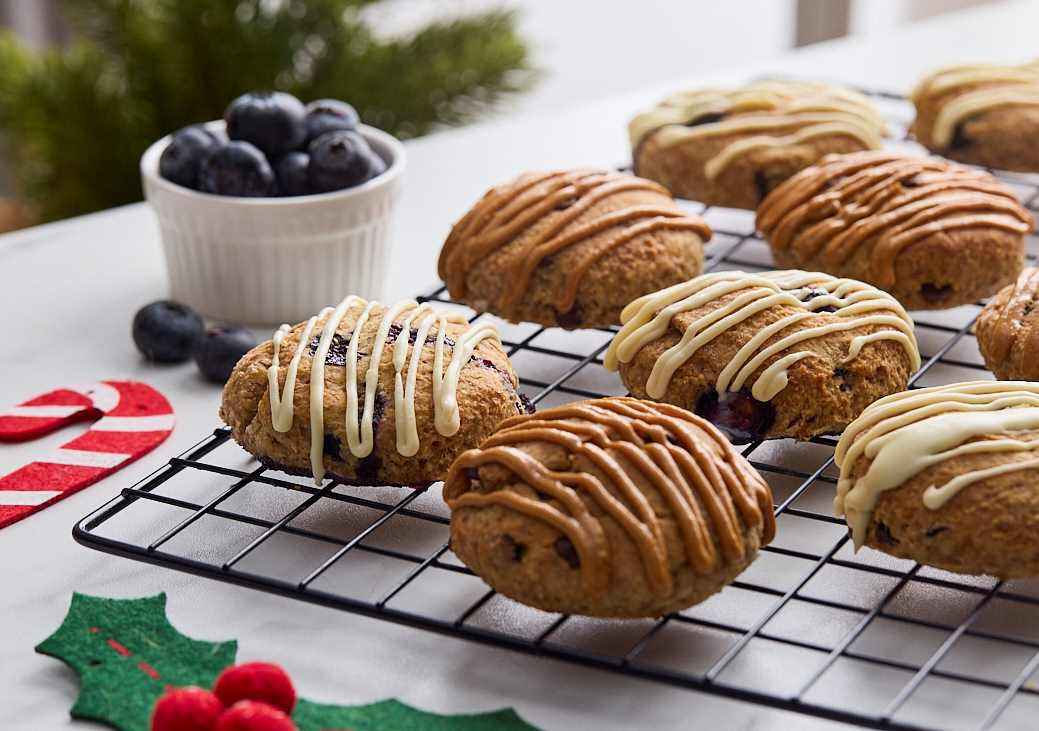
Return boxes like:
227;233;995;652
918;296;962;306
152;686;225;731
213;662;296;714
215;701;297;731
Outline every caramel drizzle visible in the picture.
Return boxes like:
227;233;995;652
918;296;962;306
443;397;774;598
834;381;1039;548
757;151;1034;287
912;61;1039;148
437;170;711;316
629;81;886;181
979;267;1039;367
604;270;919;402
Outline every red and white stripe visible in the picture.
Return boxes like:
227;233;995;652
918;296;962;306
0;381;174;529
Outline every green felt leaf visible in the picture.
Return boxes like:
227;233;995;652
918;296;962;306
292;698;540;731
35;593;237;731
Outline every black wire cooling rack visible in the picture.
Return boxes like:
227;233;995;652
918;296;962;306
74;88;1039;731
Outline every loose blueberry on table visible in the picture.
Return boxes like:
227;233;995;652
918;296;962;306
132;301;205;363
158;91;382;197
195;326;258;384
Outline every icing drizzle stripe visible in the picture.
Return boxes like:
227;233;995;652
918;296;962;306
834;381;1039;548
266;297;503;483
604;270;920;402
443;397;774;598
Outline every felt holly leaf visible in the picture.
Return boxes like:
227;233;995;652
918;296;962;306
36;592;236;731
292;698;540;731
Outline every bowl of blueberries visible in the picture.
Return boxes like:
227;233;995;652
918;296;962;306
141;91;405;324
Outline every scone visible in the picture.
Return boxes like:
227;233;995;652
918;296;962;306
835;381;1039;578
911;60;1039;172
975;268;1039;380
221;296;530;486
758;151;1033;310
438;169;710;329
629;80;887;209
603;270;920;443
444;397;775;617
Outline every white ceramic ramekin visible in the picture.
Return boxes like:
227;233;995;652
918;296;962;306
141;122;405;324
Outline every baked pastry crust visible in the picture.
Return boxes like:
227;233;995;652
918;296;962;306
911;60;1039;172
438;169;709;329
603;270;920;443
444;397;775;618
835;381;1039;578
758;151;1033;310
975;268;1039;380
630;80;887;209
221;297;529;486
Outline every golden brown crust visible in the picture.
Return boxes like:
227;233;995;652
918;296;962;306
220;304;527;486
437;170;709;329
758;151;1032;310
975;268;1039;380
849;431;1039;579
444;397;774;617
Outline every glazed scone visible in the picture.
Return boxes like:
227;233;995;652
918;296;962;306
975;268;1039;380
221;296;530;486
438;169;710;329
911;60;1039;172
758;151;1033;310
444;397;775;618
835;381;1039;578
629;80;887;210
603;270;920;443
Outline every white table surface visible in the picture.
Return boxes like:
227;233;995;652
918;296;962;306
3;2;1039;729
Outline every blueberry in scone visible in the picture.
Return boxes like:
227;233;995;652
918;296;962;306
220;297;530;486
438;169;711;329
911;60;1039;172
757;150;1033;310
975;267;1039;380
630;80;887;209
835;381;1039;578
603;270;920;443
444;397;775;618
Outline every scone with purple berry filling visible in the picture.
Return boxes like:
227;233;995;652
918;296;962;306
220;296;531;486
604;270;920;443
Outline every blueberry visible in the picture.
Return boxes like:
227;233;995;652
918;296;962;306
694;389;775;444
194;325;258;383
199;141;276;197
159;125;221;190
225;91;306;158
275;151;310;196
132;301;204;363
308;130;386;193
304;99;359;144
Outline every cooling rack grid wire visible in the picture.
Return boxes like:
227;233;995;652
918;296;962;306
75;88;1039;731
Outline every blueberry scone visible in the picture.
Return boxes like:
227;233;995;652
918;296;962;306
221;296;531;486
835;381;1039;578
975;267;1039;380
604;270;920;443
444;397;775;617
912;60;1039;172
758;151;1033;310
438;169;710;330
629;80;887;209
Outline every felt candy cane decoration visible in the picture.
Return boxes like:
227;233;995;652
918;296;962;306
0;381;174;529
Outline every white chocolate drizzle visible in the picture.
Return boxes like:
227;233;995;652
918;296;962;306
629;81;887;180
604;270;919;402
834;381;1039;548
266;296;504;484
912;61;1039;148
